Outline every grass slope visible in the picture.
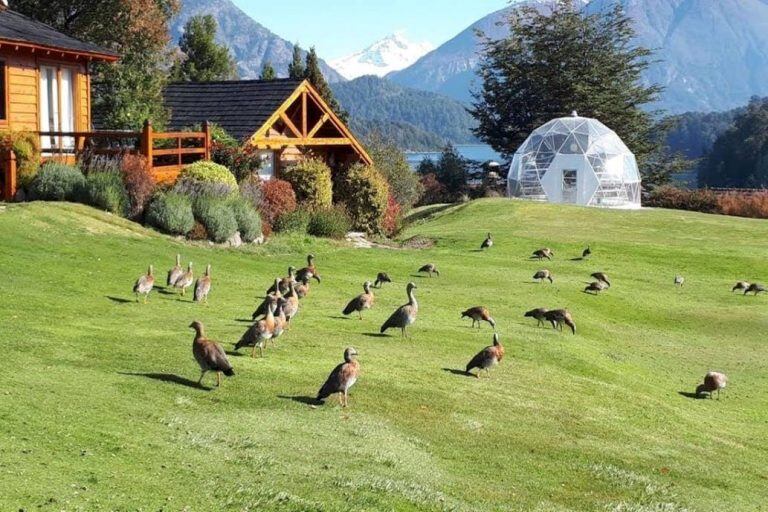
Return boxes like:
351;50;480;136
0;200;766;511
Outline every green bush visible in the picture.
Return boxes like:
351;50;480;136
337;163;390;234
0;130;41;187
281;158;333;209
273;209;311;234
85;171;129;217
28;162;85;201
146;192;195;235
193;195;238;243
230;196;263;242
307;205;352;239
179;160;237;188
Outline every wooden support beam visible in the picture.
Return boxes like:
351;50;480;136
301;91;308;137
279;112;302;138
252;137;355;147
307;113;330;138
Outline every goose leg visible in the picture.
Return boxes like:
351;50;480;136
198;370;206;385
251;344;258;358
216;372;221;387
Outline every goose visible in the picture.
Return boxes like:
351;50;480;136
316;347;360;407
373;272;392;288
744;283;766;295
267;266;296;296
674;275;685;287
167;254;182;287
584;281;607;295
342;281;374;319
296;254;321;283
466;333;504;378
133;265;155;303
696;371;727;399
236;297;277;358
173;262;194;296
732;281;750;293
543;309;575;334
532;248;554;260
591;272;611;287
533;269;553;283
582;246;591;259
380;282;418;337
189;321;234;387
252;278;282;320
418;263;439;278
271;298;287;345
460;306;496;329
294;277;311;299
282;278;300;324
193;264;212;303
524;307;548;327
480;232;493;250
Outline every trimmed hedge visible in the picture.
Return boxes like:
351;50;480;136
337;163;390;234
307;205;352;239
85;171;129;217
28;162;85;201
281;158;333;209
273;209;310;234
146;192;195;235
645;186;719;213
176;160;238;198
193;195;238;243
230;196;263;242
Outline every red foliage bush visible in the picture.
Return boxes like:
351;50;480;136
259;179;297;226
717;191;768;219
418;173;448;205
382;194;401;236
645;186;719;214
120;154;155;219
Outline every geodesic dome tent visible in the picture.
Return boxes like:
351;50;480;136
507;113;641;208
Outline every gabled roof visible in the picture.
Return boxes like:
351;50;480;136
0;8;119;61
164;79;304;141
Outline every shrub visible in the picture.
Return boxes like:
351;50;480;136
239;173;263;210
230;196;263;242
213;143;263;182
336;163;389;234
85;171;129;216
28;162;85;201
382;194;402;237
645;186;719;213
259;179;297;225
120;155;154;219
0;130;41;187
717;191;768;219
146;192;195;235
307;205;352;239
281;158;333;209
273;209;311;234
193;195;238;243
179;160;238;187
418;173;448;205
365;133;423;210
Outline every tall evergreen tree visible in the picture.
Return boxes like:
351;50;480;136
260;61;277;80
435;144;468;198
304;47;348;123
170;15;237;82
288;44;305;79
471;0;681;187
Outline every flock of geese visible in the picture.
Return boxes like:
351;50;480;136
131;232;764;406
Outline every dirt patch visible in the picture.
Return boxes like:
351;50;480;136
400;235;436;249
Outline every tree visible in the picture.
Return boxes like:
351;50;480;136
471;0;682;187
288;44;305;79
260;61;277;80
434;144;469;198
13;0;180;129
171;15;237;82
364;131;423;210
699;97;768;188
304;47;348;123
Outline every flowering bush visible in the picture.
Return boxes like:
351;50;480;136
382;194;402;236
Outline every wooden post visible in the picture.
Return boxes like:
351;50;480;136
203;120;211;160
142;119;153;167
3;150;17;201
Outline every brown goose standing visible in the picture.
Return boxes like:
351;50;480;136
418;263;439;278
271;298;287;345
460;306;496;329
173;262;194;296
133;265;155;303
584;281;607;295
532;248;554;260
543;309;575;334
591;272;611;287
189;321;234;387
294;277;311;299
380;282;418;337
316;347;360;407
194;264;212;303
267;266;296;296
732;281;750;293
236;297;277;357
282;279;300;325
466;333;505;378
524;307;548;327
744;283;766;295
252;278;282;320
167;254;182;286
696;371;727;399
373;272;392;288
296;254;321;283
480;232;493;250
533;269;553;283
343;281;374;319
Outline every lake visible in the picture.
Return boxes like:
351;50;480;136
405;144;505;169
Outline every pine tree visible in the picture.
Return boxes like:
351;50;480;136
288;44;305;79
170;15;237;82
260;61;276;80
435;144;468;198
304;47;348;123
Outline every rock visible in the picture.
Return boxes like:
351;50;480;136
252;234;265;245
227;231;242;247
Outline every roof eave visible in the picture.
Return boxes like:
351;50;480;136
0;37;120;62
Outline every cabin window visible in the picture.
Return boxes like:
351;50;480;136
257;150;275;180
40;65;76;151
0;62;6;121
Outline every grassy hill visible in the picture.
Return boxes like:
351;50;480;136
1;200;766;511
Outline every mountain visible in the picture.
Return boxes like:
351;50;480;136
330;32;433;80
389;0;768;114
331;75;478;150
171;0;344;82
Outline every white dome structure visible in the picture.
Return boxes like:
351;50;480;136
507;113;641;208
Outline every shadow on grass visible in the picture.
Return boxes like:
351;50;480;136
329;316;351;320
570;257;585;262
469;249;485;253
234;318;254;323
106;296;134;304
278;395;321;406
118;372;209;390
442;368;473;378
678;391;707;400
362;332;390;338
403;203;457;224
157;289;178;296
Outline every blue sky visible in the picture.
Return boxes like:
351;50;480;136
231;0;509;60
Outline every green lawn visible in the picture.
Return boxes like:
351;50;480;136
1;199;767;511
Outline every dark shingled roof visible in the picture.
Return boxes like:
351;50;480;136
163;79;304;141
0;8;118;58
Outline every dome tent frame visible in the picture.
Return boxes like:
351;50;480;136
507;113;641;209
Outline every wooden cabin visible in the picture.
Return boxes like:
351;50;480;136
163;79;372;179
0;6;118;199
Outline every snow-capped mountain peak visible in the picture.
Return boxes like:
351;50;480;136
331;32;434;80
